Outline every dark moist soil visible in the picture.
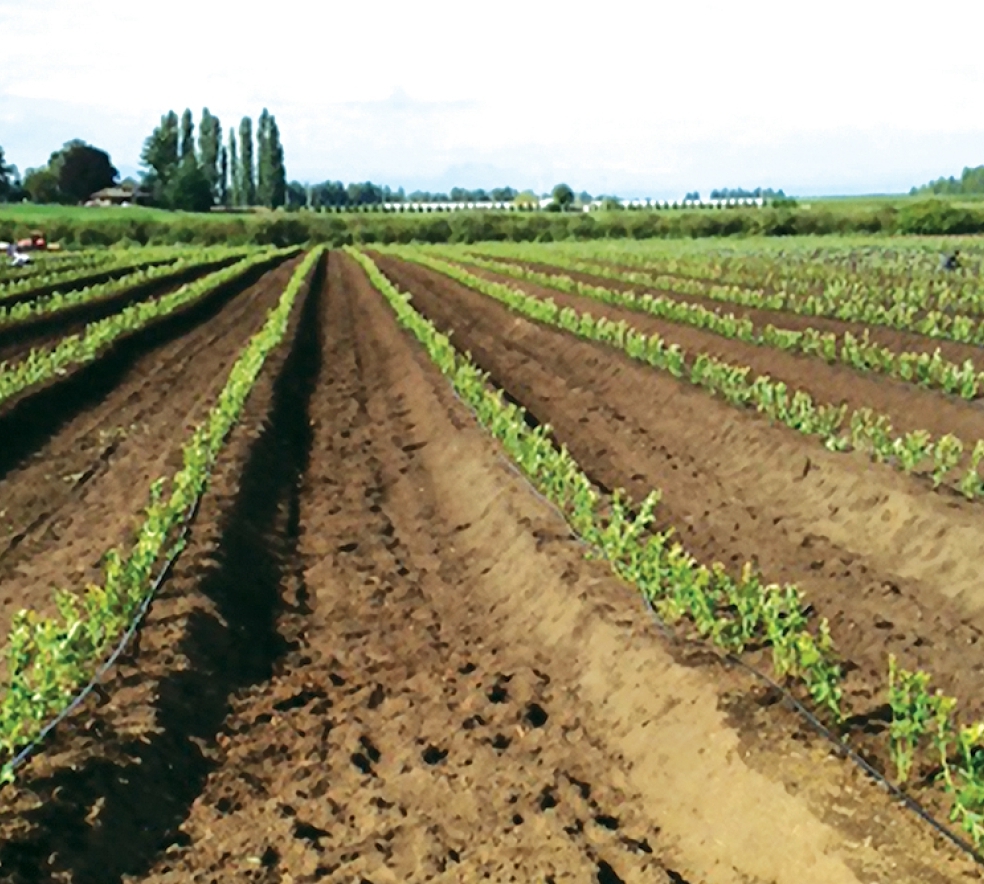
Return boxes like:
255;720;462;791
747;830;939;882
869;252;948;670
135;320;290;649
370;254;984;790
0;254;305;643
0;257;179;310
0;251;974;884
480;254;984;369
0;255;244;365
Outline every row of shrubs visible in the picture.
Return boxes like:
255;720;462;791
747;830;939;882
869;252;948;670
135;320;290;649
0;199;981;248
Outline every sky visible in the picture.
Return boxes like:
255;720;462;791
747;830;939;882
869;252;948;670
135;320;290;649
2;0;984;199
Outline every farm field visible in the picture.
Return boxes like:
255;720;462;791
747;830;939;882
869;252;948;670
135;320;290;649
1;242;984;882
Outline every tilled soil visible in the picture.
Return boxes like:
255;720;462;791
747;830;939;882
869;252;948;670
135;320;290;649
457;260;984;448
371;256;984;749
0;256;243;366
0;254;303;641
0;251;978;883
484;255;984;368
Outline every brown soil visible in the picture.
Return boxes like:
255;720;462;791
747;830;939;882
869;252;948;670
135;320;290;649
0;252;975;882
0;255;304;643
371;256;984;759
456;261;984;456
0;258;178;310
0;256;243;366
484;255;984;369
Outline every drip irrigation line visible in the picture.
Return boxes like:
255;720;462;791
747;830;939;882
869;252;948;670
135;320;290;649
637;593;984;865
372;273;984;866
1;496;202;783
454;391;984;865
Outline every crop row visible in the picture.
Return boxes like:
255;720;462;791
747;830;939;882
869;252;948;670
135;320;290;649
467;242;984;346
0;247;324;783
443;249;984;401
352;248;984;848
391;247;984;502
0;248;182;303
0;247;253;331
530;239;984;318
0;252;111;286
0;248;298;411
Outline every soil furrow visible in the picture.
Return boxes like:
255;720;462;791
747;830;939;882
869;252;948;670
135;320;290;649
372;254;984;731
0;253;321;884
0;255;302;641
486;255;984;367
0;256;242;366
457;260;984;449
0;250;976;883
120;249;967;884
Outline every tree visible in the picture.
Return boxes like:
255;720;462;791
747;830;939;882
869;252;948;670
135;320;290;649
180;109;195;160
199;108;222;203
141;111;180;204
490;186;517;201
255;110;287;209
267;115;286;208
228;129;241;206
165;158;213;212
239;117;255;206
218;144;229;206
53;141;118;203
551;183;574;210
0;145;15;201
256;109;272;207
286;180;307;210
23;167;60;203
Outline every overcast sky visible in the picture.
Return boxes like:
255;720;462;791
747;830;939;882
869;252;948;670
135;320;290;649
2;0;984;198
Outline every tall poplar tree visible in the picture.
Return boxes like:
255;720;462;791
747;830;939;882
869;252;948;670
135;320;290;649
238;117;255;206
180;109;195;160
256;109;272;208
268;115;286;209
228;128;241;206
199;108;221;203
218;144;229;206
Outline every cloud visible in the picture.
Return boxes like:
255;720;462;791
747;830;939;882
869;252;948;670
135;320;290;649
3;0;984;196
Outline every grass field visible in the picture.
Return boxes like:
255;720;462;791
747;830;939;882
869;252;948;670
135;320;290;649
3;238;984;881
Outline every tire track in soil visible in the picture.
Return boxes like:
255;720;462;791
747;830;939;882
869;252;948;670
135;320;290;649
0;254;300;643
128;252;968;884
370;256;984;771
0;255;323;884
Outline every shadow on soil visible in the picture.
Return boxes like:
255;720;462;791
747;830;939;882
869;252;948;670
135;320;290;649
0;254;288;483
0;256;325;884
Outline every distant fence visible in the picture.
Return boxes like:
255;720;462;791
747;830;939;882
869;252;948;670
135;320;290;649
368;197;767;213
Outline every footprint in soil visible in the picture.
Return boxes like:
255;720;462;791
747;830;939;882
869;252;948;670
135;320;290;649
596;861;626;884
524;702;548;728
422;745;448;765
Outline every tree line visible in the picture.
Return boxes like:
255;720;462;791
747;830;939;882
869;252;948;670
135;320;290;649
141;108;286;211
911;165;984;197
0;140;118;205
